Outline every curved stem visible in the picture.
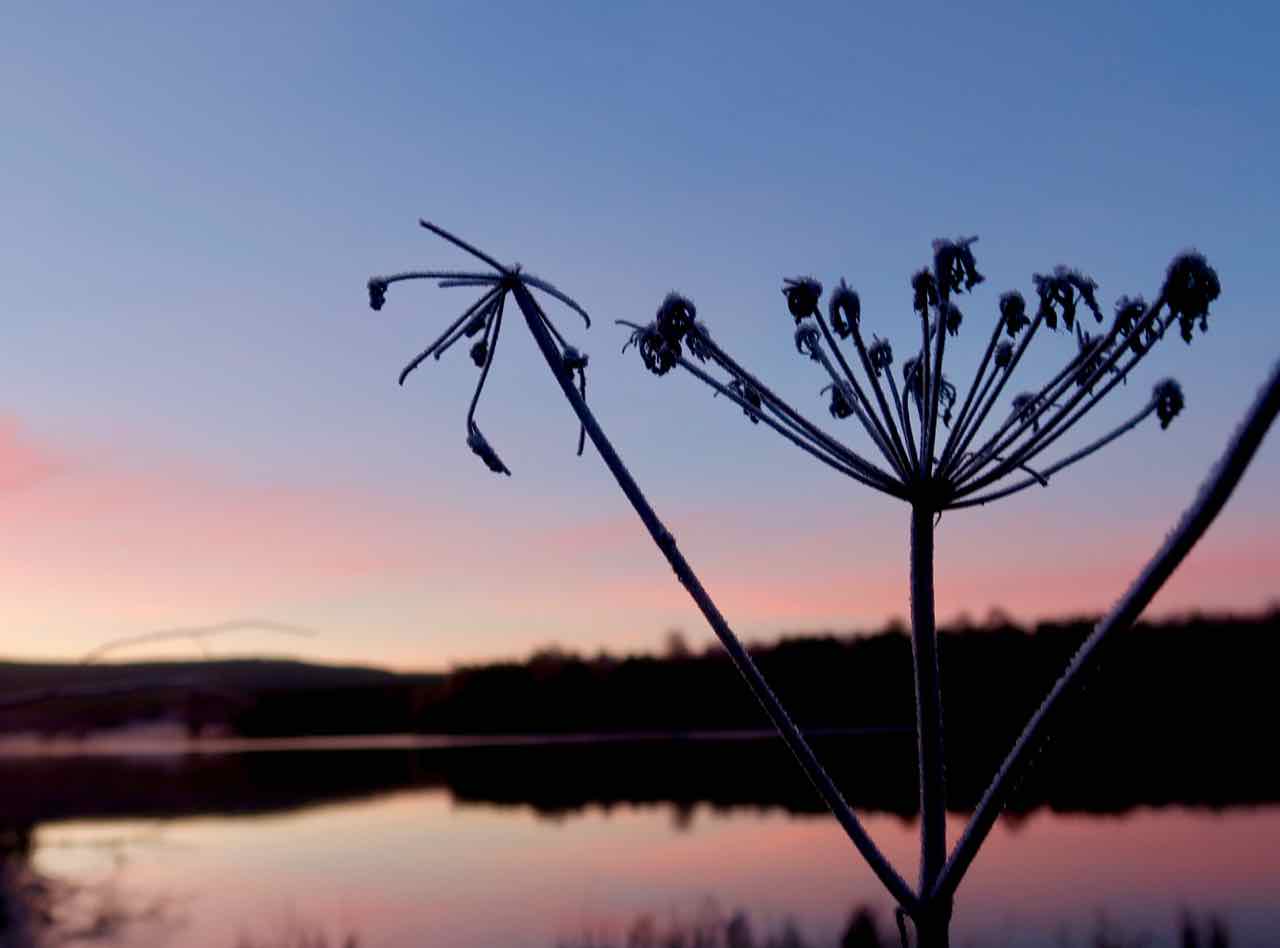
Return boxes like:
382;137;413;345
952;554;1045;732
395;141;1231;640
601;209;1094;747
932;356;1280;905
513;282;919;911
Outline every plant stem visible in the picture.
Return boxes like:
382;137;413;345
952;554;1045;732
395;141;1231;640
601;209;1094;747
910;504;948;915
932;355;1280;906
513;282;918;912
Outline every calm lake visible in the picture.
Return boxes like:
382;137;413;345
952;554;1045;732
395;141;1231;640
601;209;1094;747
6;735;1279;947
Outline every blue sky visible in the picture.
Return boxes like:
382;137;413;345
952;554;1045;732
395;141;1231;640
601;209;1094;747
2;2;1278;667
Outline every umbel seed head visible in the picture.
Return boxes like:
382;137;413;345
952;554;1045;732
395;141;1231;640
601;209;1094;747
783;278;823;322
933;236;984;295
1163;252;1221;344
1154;379;1185;429
829;279;861;337
368;278;388;311
999;291;1028;337
868;337;893;375
911;269;937;318
656;293;697;345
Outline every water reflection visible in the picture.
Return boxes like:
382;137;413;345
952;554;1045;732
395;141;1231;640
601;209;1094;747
1;739;1278;947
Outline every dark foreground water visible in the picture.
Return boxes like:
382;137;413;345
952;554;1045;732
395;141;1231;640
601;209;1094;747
4;735;1279;947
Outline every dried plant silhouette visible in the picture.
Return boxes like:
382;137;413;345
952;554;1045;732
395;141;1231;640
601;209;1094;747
368;222;1279;947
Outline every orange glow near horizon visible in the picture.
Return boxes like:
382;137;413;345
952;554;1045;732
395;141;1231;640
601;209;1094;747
2;414;1278;670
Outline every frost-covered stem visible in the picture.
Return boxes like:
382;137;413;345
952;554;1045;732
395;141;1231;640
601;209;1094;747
961;316;1171;495
947;403;1157;509
932;357;1280;905
938;316;1002;473
898;378;919;471
918;315;933;473
807;346;907;486
941;313;1044;482
677;357;905;495
851;324;915;476
513;282;918;911
886;370;921;474
702;337;898;482
909;504;948;906
942;370;999;481
812;314;911;478
962;299;1169;488
925;292;949;477
952;337;1108;487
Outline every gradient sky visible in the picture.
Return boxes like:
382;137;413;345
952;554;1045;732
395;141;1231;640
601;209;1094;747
2;2;1278;669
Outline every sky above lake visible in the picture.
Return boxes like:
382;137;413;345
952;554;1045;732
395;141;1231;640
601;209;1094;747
3;2;1278;669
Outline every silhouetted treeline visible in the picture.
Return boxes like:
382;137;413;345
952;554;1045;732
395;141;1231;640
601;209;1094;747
384;608;1280;811
5;610;1279;790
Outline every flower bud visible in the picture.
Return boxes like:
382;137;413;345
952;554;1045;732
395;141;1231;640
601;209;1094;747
656;293;697;345
1154;379;1185;429
828;279;860;337
782;278;822;322
868;337;894;375
911;269;937;318
994;340;1014;369
1163;252;1220;344
794;320;821;358
999;291;1028;337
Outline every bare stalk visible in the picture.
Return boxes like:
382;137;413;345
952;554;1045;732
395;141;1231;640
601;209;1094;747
937;316;1002;474
948;403;1157;509
512;282;919;912
910;502;950;947
909;505;947;894
932;356;1280;905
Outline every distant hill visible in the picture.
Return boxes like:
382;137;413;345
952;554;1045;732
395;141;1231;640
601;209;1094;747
2;609;1277;753
0;658;442;737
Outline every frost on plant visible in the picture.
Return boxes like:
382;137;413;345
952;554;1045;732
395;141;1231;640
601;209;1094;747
368;223;1277;948
619;237;1222;512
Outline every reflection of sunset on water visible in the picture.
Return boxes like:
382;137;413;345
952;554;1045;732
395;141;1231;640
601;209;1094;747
31;791;1280;947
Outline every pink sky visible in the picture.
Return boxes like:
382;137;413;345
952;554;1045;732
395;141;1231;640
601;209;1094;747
3;412;1277;670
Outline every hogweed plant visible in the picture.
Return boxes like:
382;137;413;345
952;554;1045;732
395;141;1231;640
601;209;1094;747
368;221;1280;947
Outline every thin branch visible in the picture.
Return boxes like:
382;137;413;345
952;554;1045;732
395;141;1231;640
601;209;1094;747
513;281;920;912
811;314;911;478
941;312;1046;483
932;356;1280;904
418;219;510;273
958;297;1168;488
937;315;1002;474
885;369;920;473
699;335;905;492
398;286;501;385
807;338;909;482
924;293;950;481
679;357;905;496
947;402;1157;509
958;315;1170;496
466;294;506;427
850;324;916;478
